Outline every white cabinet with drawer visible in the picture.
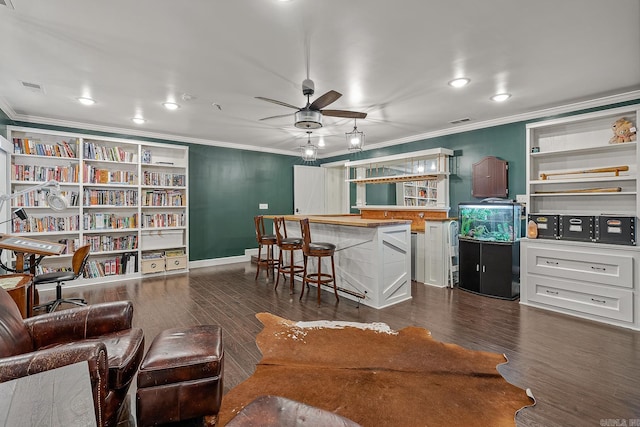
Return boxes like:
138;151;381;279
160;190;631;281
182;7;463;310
522;105;640;331
521;239;639;330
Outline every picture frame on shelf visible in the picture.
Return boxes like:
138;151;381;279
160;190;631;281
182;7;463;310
142;149;152;164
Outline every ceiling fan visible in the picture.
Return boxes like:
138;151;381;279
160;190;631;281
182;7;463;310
256;78;367;130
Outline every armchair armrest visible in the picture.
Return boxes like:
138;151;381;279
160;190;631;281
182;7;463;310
0;341;109;426
25;301;134;349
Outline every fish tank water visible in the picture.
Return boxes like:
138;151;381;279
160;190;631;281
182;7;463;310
458;199;522;242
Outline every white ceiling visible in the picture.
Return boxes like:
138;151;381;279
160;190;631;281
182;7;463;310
1;0;639;158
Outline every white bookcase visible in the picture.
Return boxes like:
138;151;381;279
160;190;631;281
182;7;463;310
521;104;640;330
396;180;438;207
4;126;189;283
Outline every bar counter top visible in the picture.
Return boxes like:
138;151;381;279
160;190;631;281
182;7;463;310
264;214;412;228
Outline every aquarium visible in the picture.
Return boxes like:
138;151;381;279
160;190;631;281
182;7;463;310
458;199;522;242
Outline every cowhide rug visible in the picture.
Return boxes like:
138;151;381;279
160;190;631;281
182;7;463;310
218;313;534;426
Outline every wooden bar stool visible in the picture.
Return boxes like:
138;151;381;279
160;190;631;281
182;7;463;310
274;217;304;293
299;218;339;304
254;215;278;280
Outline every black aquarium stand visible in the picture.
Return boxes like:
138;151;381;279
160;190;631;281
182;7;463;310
458;238;520;300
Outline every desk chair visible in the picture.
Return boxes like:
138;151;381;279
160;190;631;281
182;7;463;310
299;218;339;304
33;244;90;313
254;216;278;280
274;216;304;293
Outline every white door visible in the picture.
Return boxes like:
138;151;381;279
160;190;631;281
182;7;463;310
294;165;326;215
325;166;349;214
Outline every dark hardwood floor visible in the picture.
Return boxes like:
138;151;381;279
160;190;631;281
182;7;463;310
52;262;640;427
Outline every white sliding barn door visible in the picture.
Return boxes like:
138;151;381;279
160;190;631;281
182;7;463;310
294;165;326;215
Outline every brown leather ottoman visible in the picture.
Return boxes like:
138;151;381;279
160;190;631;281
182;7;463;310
225;395;362;426
136;325;223;426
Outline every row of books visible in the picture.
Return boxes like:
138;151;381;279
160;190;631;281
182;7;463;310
82;212;138;230
82;189;138;206
84;141;136;163
12;215;81;233
13;138;77;158
57;238;82;254
143;171;186;187
141;190;185;207
84;234;138;252
83;165;137;185
141;213;185;228
12;190;79;208
11;164;79;183
83;252;138;278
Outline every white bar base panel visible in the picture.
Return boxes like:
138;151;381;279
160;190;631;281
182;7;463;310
286;220;412;309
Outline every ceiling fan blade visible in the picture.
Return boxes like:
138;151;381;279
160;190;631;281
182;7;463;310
259;113;295;121
255;97;300;110
322;110;367;119
309;90;342;110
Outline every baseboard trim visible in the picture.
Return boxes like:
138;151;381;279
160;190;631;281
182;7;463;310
189;253;254;269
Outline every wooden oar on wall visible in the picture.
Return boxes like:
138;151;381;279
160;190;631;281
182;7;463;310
534;187;622;194
539;165;629;180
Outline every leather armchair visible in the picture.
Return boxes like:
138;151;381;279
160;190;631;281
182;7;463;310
0;286;144;427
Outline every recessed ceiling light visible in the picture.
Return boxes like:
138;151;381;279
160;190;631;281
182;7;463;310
490;93;511;102
77;97;96;106
163;102;180;110
131;117;146;124
448;78;470;88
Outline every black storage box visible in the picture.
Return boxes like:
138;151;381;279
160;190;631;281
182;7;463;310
559;215;595;242
595;215;636;246
528;214;559;239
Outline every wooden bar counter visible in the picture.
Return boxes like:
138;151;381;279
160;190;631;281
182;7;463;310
266;215;412;309
358;206;450;231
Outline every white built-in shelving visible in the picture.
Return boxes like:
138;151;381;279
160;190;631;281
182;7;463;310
4;126;189;283
521;104;640;331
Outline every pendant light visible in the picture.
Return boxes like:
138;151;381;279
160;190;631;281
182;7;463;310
300;131;318;162
346;119;364;152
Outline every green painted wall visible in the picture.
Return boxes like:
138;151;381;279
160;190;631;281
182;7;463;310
1;98;638;260
188;144;298;260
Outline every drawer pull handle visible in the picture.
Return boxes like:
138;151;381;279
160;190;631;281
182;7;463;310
174;260;180;265
545;261;559;265
545;290;559;295
590;266;606;271
151;263;156;268
591;298;606;304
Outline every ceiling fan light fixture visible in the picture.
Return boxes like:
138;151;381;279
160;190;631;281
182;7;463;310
346;119;365;152
295;110;323;129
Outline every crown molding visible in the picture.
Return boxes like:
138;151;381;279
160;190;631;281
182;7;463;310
2;110;300;157
318;91;640;159
2;91;639;160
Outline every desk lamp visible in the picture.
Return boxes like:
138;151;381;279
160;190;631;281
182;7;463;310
0;180;68;215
